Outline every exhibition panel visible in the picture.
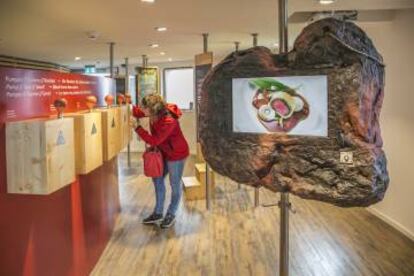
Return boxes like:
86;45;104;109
0;67;120;276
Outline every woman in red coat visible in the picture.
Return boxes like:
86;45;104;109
131;93;189;228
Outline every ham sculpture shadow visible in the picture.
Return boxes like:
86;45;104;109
199;18;389;207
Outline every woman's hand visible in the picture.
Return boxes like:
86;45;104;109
129;117;140;129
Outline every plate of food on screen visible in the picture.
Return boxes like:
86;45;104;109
250;78;309;133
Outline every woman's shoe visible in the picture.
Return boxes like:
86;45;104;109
160;214;176;228
142;213;163;224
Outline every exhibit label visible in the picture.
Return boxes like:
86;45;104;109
0;67;115;121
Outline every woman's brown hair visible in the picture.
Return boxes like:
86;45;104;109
141;93;166;116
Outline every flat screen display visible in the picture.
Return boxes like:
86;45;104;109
232;75;328;137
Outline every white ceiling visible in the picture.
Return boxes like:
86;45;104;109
0;0;413;69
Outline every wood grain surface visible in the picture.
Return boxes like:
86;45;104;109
119;105;132;151
6;118;75;194
92;153;414;276
99;107;121;161
67;112;103;175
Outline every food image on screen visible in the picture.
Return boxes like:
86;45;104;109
250;78;309;133
232;75;328;137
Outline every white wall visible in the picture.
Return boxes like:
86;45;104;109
360;10;414;239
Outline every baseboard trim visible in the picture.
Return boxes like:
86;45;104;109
367;207;414;241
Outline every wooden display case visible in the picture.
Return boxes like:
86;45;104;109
119;105;132;150
6;118;76;195
98;107;121;161
66;112;103;174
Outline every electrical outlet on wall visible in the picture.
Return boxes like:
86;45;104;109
340;151;354;164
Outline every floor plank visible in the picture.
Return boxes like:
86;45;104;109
91;153;414;276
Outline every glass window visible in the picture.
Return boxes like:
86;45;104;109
164;67;194;110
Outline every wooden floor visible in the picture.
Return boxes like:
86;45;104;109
91;153;414;276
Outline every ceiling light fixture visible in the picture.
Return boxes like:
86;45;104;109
149;43;159;48
141;0;155;3
168;58;173;62
318;0;336;5
74;56;82;61
155;27;167;32
160;52;166;56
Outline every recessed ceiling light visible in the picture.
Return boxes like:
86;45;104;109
168;58;173;62
273;43;279;47
149;43;159;48
160;52;166;56
141;0;155;3
155;27;167;32
74;56;82;61
318;0;336;5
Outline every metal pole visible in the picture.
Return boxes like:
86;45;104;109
234;41;240;52
142;55;148;68
201;33;211;211
109;42;115;78
252;33;258;47
125;57;129;90
125;57;131;168
279;0;288;54
279;192;290;276
203;33;209;53
251;32;260;204
278;0;289;275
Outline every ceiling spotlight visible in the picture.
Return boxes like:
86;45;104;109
160;52;166;56
318;0;336;4
149;43;159;48
168;58;173;62
74;56;82;61
141;0;155;3
273;43;279;47
155;27;167;32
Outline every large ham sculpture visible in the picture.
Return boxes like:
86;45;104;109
199;18;389;207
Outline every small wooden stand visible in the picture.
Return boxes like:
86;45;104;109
6;118;76;194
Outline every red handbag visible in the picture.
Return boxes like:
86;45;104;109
143;146;164;177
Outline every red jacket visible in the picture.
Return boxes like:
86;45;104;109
133;104;190;161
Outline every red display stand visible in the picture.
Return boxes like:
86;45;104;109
0;67;120;276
